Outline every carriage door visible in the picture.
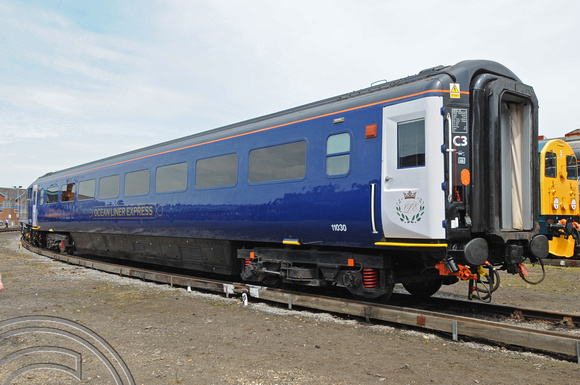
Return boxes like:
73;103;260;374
31;184;38;227
381;96;446;239
498;97;533;230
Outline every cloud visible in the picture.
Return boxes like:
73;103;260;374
1;0;580;188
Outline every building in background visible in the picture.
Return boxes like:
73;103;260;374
0;187;28;228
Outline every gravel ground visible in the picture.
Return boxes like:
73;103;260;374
1;231;580;384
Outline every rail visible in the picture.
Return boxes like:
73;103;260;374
0;228;19;233
543;258;580;267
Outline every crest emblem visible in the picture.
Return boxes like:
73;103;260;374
395;191;425;224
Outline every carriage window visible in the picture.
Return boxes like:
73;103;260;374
61;183;76;202
326;133;351;176
99;175;120;199
125;169;150;196
249;141;306;182
46;186;59;204
567;155;578;180
78;180;96;200
157;162;188;192
196;154;237;188
544;151;556;178
397;119;425;168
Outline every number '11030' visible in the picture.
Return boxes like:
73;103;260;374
331;224;347;232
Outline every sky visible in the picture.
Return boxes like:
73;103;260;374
1;0;579;188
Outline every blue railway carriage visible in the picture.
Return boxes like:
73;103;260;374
24;60;548;301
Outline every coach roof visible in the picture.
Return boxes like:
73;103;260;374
35;60;518;183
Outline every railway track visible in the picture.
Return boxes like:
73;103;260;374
544;258;580;267
388;293;580;328
21;239;580;364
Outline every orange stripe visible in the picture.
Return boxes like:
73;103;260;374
41;88;461;182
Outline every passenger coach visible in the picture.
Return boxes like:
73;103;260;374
24;60;549;301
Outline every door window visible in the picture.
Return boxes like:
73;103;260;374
397;119;425;169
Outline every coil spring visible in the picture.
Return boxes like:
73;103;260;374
245;259;251;267
362;268;379;288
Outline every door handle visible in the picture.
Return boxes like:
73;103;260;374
385;176;393;182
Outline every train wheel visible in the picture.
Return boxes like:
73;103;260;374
261;275;283;288
377;269;395;303
402;279;443;298
351;269;394;303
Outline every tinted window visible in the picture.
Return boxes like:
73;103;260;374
326;133;351;176
544;152;556;178
99;175;120;199
397;119;425;168
78;180;96;200
39;189;45;205
567;155;578;180
196;154;237;188
46;186;59;204
157;163;188;192
125;169;150;196
61;183;76;202
249;141;306;182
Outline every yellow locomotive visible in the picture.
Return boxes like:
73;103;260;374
539;139;580;258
